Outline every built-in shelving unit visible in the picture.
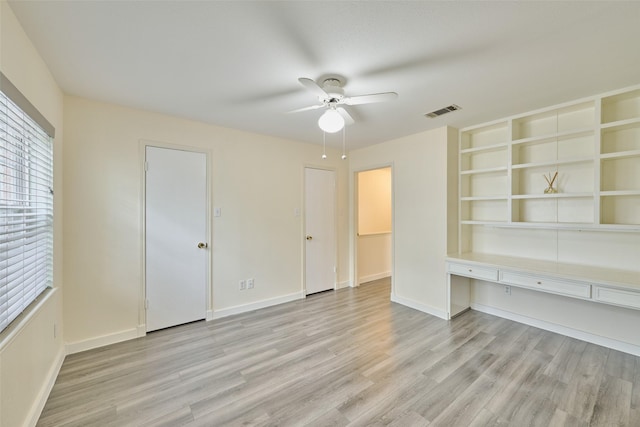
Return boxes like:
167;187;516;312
452;88;640;354
459;121;509;226
458;84;640;233
599;88;640;228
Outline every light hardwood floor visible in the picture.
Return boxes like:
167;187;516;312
38;278;640;426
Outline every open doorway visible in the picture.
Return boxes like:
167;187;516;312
356;167;392;288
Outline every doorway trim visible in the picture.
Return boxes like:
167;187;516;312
302;164;338;296
139;139;213;335
352;162;395;297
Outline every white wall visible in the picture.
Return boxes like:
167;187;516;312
357;167;392;284
0;2;65;426
349;127;458;317
358;167;392;235
357;233;392;284
63;96;350;350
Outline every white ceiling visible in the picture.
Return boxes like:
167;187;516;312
8;1;640;150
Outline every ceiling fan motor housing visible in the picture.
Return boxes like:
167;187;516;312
322;78;344;102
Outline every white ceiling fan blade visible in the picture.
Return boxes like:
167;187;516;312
343;92;398;106
337;107;355;125
287;104;325;114
298;77;329;99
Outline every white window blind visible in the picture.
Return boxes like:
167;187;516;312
0;86;54;333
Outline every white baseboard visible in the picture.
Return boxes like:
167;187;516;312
472;303;640;357
210;291;304;320
27;348;65;427
358;271;391;285
67;293;306;352
65;327;142;355
391;294;448;320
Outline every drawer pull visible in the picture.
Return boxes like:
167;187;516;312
468;269;472;272
537;281;542;285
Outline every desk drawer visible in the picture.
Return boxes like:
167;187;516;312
448;263;498;281
594;287;640;310
500;271;591;299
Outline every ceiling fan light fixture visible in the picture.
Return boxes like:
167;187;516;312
318;108;345;133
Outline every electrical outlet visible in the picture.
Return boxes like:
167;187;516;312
239;280;246;290
247;278;254;289
504;285;511;296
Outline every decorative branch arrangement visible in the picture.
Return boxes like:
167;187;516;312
544;171;558;194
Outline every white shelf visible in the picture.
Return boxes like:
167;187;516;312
460;166;508;175
600;149;640;160
601;117;640;131
461;220;508;226
593;224;640;232
512;157;594;170
511;193;593;200
460;142;509;154
461;196;509;201
507;221;595;229
511;127;595;146
600;190;640;197
461;220;640;232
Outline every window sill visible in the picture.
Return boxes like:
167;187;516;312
0;287;57;353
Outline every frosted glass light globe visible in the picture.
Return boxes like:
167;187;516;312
318;109;345;133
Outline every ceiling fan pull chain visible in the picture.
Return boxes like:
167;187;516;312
322;131;327;159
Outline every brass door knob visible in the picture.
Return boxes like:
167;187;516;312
306;235;313;241
197;242;208;249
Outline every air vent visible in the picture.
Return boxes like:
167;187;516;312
425;104;461;118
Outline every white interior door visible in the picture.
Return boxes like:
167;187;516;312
305;168;336;295
145;146;208;332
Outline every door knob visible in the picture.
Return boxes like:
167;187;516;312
197;242;208;249
306;235;313;241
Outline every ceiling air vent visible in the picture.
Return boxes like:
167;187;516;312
425;104;461;118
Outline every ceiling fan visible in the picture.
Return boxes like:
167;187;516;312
290;77;398;133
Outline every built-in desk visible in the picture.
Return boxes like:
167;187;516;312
446;253;640;319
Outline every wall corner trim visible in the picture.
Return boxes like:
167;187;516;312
336;280;353;289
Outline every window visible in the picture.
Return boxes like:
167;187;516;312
0;74;54;333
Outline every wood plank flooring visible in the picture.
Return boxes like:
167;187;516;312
38;278;640;426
